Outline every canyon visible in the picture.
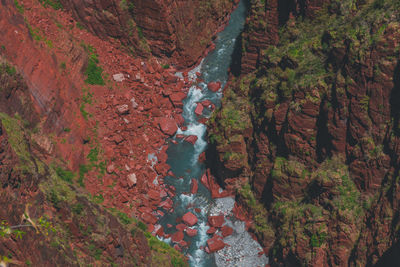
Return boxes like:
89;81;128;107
1;0;400;266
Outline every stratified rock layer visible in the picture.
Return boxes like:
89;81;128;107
208;0;400;266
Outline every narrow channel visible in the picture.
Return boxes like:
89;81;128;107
157;1;268;266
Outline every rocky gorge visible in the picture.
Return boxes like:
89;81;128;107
1;0;400;266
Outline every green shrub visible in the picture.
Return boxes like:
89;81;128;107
78;164;90;187
38;0;63;10
72;203;84;215
85;53;105;85
55;167;75;183
14;0;24;13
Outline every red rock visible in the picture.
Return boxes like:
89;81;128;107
176;134;185;139
148;189;160;200
196;72;201;77
208;215;225;228
158;118;178;136
198;118;208;124
195;103;204;116
127;173;137;187
182;212;198;226
207;81;221;92
194;208;201;213
147;224;154;233
171;231;184;243
206;235;225;253
141;212;157;224
185;228;198;237
176;224;187;232
181;126;188;131
106;163;115;174
206;227;216;234
167;224;173;228
184;135;198;145
198;152;206;162
116;104;129;115
201;100;213;107
221;225;233;237
156;226;164;237
179;240;188;248
232;202;247;221
201;173;209;190
191;179;198;194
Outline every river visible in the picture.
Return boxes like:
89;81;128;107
156;1;269;266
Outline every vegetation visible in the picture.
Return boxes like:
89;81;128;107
81;44;105;85
38;0;63;10
14;0;24;13
55;166;75;184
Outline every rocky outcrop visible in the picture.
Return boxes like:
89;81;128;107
0;65;187;266
60;0;238;67
240;0;331;74
208;0;400;266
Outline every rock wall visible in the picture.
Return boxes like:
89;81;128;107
60;0;238;67
208;0;400;265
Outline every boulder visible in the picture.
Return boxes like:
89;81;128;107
106;163;115;174
194;103;204;116
171;231;184;243
221;225;233;237
116;104;129;115
185;228;198;237
182;212;198;226
127;173;137;187
208;215;225;228
176;224;187;232
206;227;216;234
169;92;186;102
113;73;125;82
184;135;198;145
130;97;138;109
206;236;225;253
207;81;221;92
191;178;198;194
158;118;178;136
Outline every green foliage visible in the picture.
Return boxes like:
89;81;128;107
162;64;170;69
88;243;102;260
2;64;16;76
78;164;90;187
143;231;188;266
137;220;147;231
60;62;66;70
80;89;93;120
137;27;144;39
14;0;24;13
82;45;105;85
92;194;104;204
38;0;63;10
239;182;275;239
72;203;84;215
310;232;327;248
55;167;75;184
0;113;39;173
85;53;105;85
76;22;85;30
117;211;132;225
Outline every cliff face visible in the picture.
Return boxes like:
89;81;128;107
60;0;238;67
0;0;237;265
0;63;186;266
208;0;400;265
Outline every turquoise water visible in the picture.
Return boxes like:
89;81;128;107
157;1;250;266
